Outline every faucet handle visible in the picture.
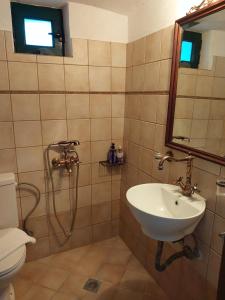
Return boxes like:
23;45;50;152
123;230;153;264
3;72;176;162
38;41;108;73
176;176;183;183
154;152;163;160
192;184;200;194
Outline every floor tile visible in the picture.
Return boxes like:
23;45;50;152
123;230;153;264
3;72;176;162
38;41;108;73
36;267;70;290
96;263;126;283
21;284;55;300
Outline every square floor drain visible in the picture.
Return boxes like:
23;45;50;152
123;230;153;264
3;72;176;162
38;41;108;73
83;278;101;293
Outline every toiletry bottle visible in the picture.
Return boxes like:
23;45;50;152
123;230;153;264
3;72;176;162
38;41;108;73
116;145;124;164
107;143;117;164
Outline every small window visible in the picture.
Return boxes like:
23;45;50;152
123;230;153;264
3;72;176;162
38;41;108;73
180;31;202;68
180;41;193;63
11;2;65;56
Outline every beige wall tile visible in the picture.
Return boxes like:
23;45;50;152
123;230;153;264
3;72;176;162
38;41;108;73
132;37;145;66
161;26;174;60
18;170;46;196
159;59;171;91
78;163;91;187
0;149;17;173
177;74;196;96
66;94;89;119
8;62;38;91
92;181;111;204
89;40;111;66
91;162;111;184
74;206;91;228
40;94;66;120
196;209;214;246
42;120;67;145
12;94;40;121
67;119;90;142
138;147;153;175
140;121;155;150
196;76;213;97
0;94;12;121
112;94;125;118
112;118;124;140
132;65;145;91
37;55;63;64
215;56;225;77
0;61;9;90
91;118;111;141
77;185;91;208
16;146;44;172
193;99;210;120
14;121;42;147
140;95;157;122
64;38;88;65
126;95;141;119
92;202;111;224
129;119;141;144
65;65;89;92
210;100;225;120
5;31;36;63
89;67;111;92
126;43;133;67
0;122;15;149
207;250;221;290
0;31;6;60
112;67;126;92
207;120;223;139
21;194;46;219
211;215;225;255
157;95;169;125
175;97;194;119
145;31;161;63
144;62;160;91
191;120;208;139
111;43;126;67
212;78;225;98
173;119;191;138
38;64;65;91
90;94;111;118
91;140;110;162
76;141;91;163
154;124;166;153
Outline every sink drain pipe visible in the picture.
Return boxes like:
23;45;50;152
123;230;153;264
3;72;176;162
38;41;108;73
155;234;200;272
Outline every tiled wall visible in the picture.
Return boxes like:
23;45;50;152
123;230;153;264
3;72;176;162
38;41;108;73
120;25;223;300
174;57;225;156
0;30;126;260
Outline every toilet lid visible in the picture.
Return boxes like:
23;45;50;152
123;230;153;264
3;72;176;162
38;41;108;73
0;245;26;276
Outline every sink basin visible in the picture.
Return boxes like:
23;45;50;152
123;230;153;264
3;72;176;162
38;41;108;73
126;183;206;242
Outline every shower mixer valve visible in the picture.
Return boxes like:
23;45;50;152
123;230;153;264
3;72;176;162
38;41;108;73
51;140;80;173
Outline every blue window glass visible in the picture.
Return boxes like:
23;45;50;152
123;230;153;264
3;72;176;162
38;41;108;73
24;18;53;47
180;41;193;62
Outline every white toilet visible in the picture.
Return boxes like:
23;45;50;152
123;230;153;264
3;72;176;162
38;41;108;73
0;173;34;300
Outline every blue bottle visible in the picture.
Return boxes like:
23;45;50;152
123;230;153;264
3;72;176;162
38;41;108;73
107;143;117;164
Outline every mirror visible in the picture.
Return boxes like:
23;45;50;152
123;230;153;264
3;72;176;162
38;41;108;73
166;1;225;165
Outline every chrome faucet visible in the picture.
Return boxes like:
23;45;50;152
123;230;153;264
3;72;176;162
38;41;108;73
155;151;200;197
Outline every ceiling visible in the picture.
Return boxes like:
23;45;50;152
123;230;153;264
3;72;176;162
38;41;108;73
187;9;225;32
13;0;147;15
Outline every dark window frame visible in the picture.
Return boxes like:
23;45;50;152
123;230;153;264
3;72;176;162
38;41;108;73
11;2;65;56
180;31;202;68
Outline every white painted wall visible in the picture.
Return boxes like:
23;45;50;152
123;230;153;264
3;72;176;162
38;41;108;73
67;2;128;42
200;30;225;69
0;0;128;43
0;0;12;31
128;0;204;41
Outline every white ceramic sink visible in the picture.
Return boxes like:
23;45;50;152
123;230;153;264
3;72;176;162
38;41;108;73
126;183;206;242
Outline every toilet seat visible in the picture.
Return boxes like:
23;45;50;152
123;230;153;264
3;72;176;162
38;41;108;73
0;245;26;277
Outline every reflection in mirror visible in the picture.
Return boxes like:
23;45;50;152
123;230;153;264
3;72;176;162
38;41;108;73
173;9;225;158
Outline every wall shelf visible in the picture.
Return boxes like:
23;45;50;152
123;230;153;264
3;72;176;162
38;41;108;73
99;160;125;167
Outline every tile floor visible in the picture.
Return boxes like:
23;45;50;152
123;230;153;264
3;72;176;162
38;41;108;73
14;237;169;300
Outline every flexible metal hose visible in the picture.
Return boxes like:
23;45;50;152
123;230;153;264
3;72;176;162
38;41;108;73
17;182;41;236
45;146;80;246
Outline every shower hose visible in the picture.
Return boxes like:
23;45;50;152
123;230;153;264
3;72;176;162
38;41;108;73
46;145;80;245
17;182;41;236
